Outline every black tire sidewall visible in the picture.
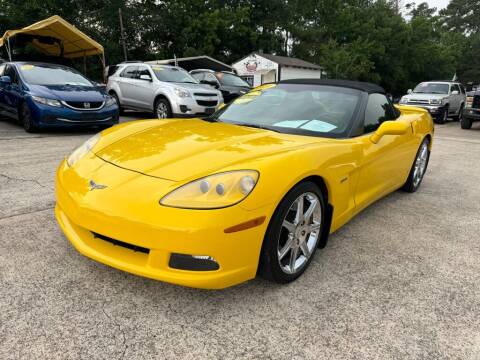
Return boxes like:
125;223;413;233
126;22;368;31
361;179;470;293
21;103;37;132
260;181;325;283
461;117;472;129
402;138;430;193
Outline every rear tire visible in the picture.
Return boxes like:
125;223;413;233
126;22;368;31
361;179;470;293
453;105;463;121
402;138;430;193
461;116;472;129
259;181;325;284
21;103;38;133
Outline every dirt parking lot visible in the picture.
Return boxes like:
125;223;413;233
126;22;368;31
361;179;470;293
1;114;479;359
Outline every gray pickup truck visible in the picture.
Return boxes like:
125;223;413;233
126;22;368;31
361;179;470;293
399;81;466;124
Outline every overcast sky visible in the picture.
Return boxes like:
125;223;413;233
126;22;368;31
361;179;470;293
421;0;450;10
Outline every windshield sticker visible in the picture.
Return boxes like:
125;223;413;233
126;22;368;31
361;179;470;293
20;65;35;70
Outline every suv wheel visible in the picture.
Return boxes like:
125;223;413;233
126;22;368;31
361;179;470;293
110;92;124;115
155;98;172;119
435;106;448;124
461;116;472;129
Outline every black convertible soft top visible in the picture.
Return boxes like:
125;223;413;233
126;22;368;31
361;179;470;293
279;79;385;94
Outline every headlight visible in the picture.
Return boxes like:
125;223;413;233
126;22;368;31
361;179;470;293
67;133;101;167
174;88;191;98
160;170;259;209
105;96;117;107
429;99;442;105
399;97;408;104
31;95;62;107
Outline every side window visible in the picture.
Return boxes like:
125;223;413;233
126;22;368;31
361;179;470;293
191;72;205;81
460;85;466;94
364;93;396;133
120;66;138;78
4;65;19;85
204;73;218;83
137;66;151;79
451;84;460;93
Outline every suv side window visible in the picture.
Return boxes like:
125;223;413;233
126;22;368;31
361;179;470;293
120;66;138;78
364;93;396;133
451;84;460;93
204;73;218;83
137;66;151;79
191;72;205;81
460;84;466;94
4;65;19;85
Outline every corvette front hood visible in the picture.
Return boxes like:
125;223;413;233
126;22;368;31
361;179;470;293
95;119;315;182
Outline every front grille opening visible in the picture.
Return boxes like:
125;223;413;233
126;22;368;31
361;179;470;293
196;100;218;107
92;232;150;254
169;253;219;271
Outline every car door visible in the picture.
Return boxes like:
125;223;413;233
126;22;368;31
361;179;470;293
2;64;22;119
449;84;461;113
118;66;138;107
353;93;415;212
129;66;156;110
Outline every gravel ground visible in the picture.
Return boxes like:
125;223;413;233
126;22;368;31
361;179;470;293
1;114;479;360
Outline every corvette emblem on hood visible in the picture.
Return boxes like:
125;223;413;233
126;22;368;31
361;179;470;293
89;180;107;191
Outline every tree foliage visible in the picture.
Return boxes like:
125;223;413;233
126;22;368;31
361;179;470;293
0;0;478;93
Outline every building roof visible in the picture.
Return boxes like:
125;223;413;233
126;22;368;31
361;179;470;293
254;53;322;70
147;56;232;72
280;79;385;94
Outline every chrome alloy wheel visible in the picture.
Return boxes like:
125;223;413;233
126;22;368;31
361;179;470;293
156;102;169;119
277;192;322;274
413;141;429;188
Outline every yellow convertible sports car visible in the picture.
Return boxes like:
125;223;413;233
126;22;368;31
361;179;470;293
55;79;434;289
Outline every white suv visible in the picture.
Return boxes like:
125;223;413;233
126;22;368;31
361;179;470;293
107;62;223;119
399;81;466;124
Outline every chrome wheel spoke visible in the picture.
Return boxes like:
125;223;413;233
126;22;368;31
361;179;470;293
294;196;304;224
282;220;296;233
303;200;317;221
299;241;310;258
307;223;321;233
278;236;293;260
289;246;299;273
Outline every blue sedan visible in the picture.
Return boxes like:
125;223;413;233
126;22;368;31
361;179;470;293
0;62;119;132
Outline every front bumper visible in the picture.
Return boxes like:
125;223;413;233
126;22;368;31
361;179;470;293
29;100;119;128
400;103;445;115
463;108;480;121
55;158;269;289
170;95;223;117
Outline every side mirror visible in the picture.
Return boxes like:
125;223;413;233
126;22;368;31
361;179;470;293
139;74;152;81
407;89;412;94
370;121;410;144
451;90;459;95
0;75;12;84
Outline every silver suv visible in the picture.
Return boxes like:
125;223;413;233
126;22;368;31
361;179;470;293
399;81;466;124
107;62;223;119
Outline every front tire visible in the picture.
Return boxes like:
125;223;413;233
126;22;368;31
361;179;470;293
435;107;448;124
110;92;124;115
402;138;430;193
461;116;472;129
259;181;325;284
154;98;172;119
21;103;38;133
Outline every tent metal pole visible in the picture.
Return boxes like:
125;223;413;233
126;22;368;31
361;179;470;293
6;37;12;61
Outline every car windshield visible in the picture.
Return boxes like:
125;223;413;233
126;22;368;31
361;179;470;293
211;84;360;138
18;64;93;86
152;66;198;83
413;83;449;94
216;72;250;87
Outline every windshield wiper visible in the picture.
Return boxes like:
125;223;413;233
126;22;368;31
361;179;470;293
238;123;280;133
